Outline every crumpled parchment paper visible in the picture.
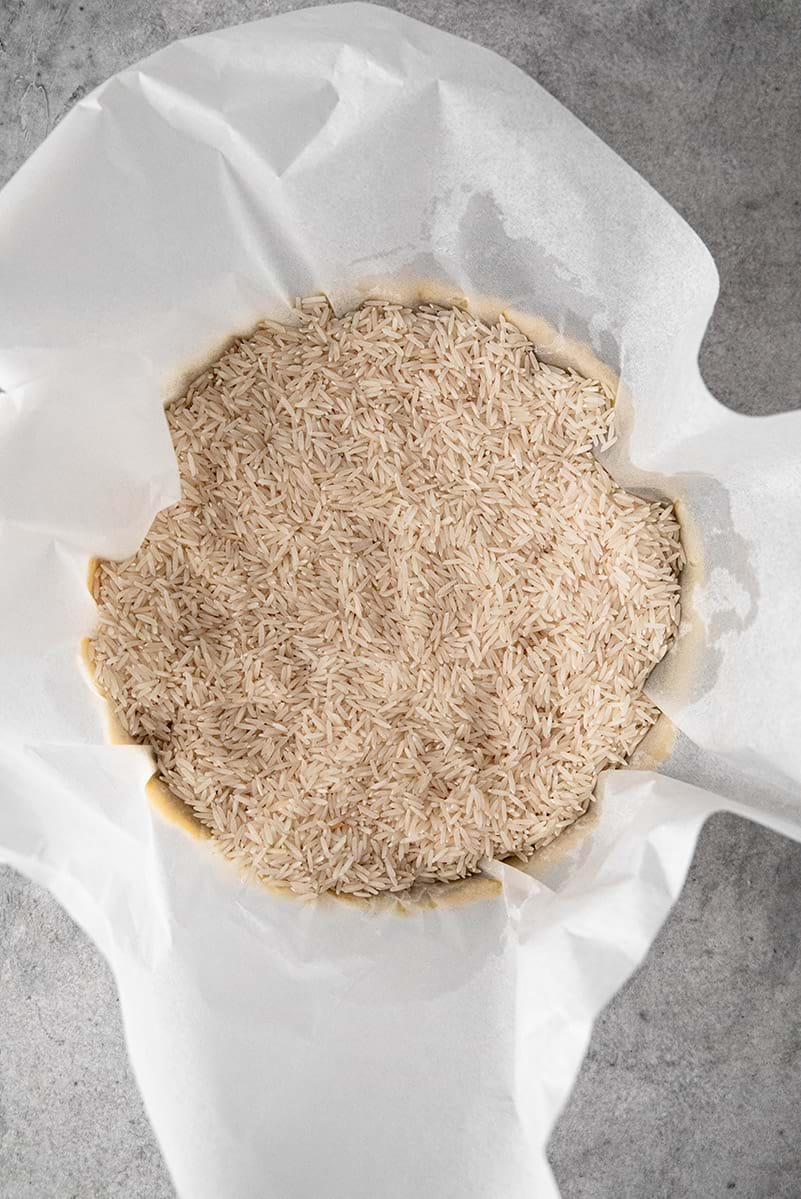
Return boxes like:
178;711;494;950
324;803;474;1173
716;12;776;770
1;6;799;1197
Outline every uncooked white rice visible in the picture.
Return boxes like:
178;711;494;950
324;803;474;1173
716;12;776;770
91;299;683;898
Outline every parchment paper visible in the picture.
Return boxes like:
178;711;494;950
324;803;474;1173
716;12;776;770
1;6;799;1197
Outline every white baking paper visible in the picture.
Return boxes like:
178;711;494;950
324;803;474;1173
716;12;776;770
1;6;800;1197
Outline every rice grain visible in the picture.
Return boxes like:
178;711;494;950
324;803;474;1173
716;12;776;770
91;300;683;897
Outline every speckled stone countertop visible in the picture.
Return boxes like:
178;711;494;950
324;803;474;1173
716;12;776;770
1;2;799;1196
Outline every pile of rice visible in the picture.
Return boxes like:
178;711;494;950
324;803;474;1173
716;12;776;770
91;299;683;897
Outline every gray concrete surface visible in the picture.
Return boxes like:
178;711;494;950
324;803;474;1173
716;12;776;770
1;1;799;1196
